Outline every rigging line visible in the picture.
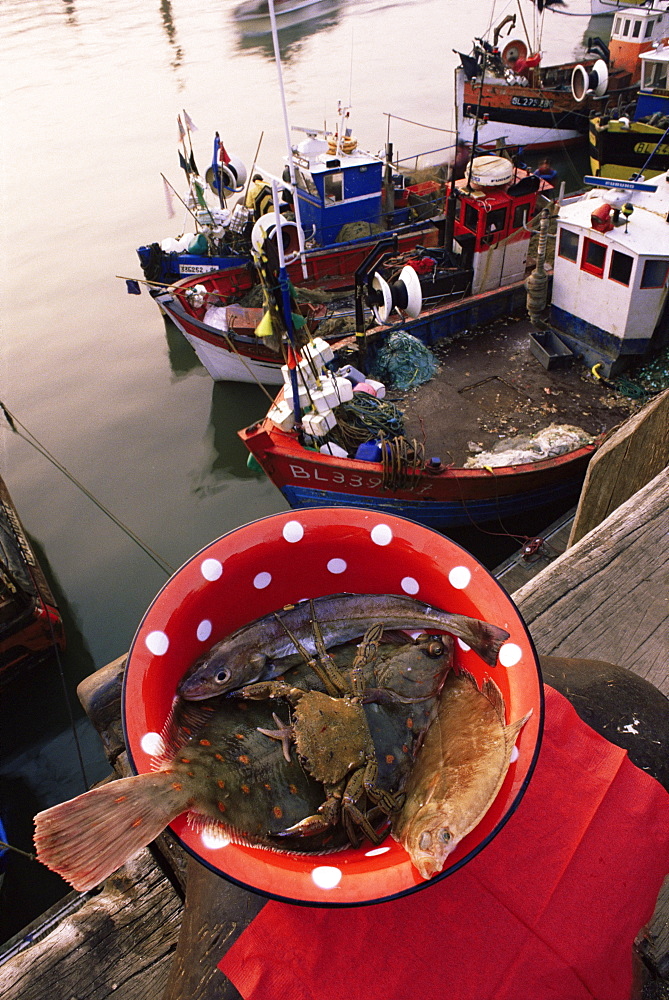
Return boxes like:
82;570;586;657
383;113;457;135
0;840;36;862
0;402;175;577
43;580;91;791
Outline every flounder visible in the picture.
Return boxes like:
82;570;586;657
34;692;351;893
392;668;531;880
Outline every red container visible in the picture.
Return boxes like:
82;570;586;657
123;508;543;906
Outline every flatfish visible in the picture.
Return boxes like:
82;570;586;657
392;668;531;879
34;693;350;893
33;635;453;891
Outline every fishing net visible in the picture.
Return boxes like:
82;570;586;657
369;331;438;390
327;395;405;452
611;345;669;400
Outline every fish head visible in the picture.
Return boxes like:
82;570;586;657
177;644;268;700
376;634;454;700
403;804;459;879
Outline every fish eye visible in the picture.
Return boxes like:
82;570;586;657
215;668;231;684
426;640;445;658
439;829;452;843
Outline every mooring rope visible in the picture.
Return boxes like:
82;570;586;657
0;402;175;577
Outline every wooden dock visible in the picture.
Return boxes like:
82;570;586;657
1;402;667;1000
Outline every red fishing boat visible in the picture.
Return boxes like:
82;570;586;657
0;475;65;683
155;154;552;383
455;1;668;151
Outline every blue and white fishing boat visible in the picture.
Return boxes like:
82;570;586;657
136;105;448;288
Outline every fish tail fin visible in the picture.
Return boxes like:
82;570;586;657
504;708;533;757
34;771;191;892
470;620;510;667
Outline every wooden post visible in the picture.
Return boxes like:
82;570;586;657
568;387;669;547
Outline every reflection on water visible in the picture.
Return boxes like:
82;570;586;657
233;0;345;60
191;381;274;497
159;0;184;74
163;316;203;380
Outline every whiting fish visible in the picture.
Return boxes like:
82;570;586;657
178;593;510;700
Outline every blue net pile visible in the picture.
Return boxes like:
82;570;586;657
369;331;438;391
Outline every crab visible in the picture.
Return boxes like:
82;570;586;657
236;602;453;847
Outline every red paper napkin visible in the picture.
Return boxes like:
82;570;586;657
220;685;669;1000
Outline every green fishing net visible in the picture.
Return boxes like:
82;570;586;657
612;345;669;399
369;331;438;390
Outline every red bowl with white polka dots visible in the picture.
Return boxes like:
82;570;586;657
123;507;543;906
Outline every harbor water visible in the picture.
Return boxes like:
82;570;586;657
0;0;604;943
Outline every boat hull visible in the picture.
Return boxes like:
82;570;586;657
0;476;65;682
589;118;669;180
240;421;594;529
156;221;439;383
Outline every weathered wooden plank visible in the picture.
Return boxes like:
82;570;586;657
162;858;266;1000
569;388;669;546
513;466;669;694
0;849;182;1000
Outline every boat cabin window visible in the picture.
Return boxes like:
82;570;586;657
512;202;530;230
295;168;319;198
640;259;669;288
613;16;621;35
632;19;642;38
323;171;344;204
622;19;631;37
463;202;479;233
581;237;607;277
557;228;579;262
484;207;507;234
609;250;634;286
644;18;655;38
643;60;668;90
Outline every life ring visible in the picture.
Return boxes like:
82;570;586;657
327;134;358;155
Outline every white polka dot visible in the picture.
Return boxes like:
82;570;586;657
401;576;419;595
283;520;304;543
140;732;165;756
145;630;169;656
201;558;223;581
201;830;231;850
510;744;520;763
371;524;393;546
327;558;347;575
254;571;272;589
364;846;391;857
457;637;471;652
311;865;342;889
449;566;471;590
197;619;212;642
499;642;522;667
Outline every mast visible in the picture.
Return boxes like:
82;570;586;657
268;0;308;279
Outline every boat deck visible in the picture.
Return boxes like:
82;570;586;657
384;317;639;468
